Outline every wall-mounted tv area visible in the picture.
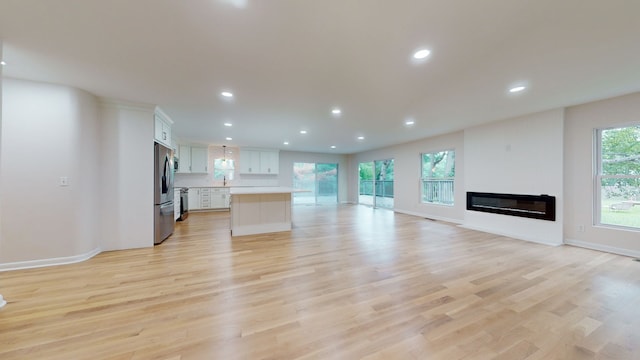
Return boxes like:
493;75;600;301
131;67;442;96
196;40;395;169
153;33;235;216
466;192;556;221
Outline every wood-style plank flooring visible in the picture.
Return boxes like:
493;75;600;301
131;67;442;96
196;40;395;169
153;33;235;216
1;205;639;359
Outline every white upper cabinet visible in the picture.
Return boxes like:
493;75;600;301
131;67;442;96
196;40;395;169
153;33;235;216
260;151;279;174
239;148;279;175
177;145;208;174
177;145;191;173
239;150;260;174
154;108;173;148
190;146;209;173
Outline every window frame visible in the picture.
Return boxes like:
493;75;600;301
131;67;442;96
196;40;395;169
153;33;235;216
594;124;640;231
420;149;455;206
213;158;235;180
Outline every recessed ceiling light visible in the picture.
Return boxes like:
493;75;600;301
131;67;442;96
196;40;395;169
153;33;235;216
300;130;307;134
224;122;233;127
283;141;289;145
357;136;365;140
0;61;6;66
413;49;431;60
332;108;341;115
221;91;233;98
509;86;526;93
405;119;415;126
330;145;336;149
225;137;232;141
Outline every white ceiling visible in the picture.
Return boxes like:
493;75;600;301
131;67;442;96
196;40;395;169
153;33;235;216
1;0;639;154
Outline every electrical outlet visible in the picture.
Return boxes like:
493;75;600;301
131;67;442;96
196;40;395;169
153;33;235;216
60;177;69;186
577;225;585;233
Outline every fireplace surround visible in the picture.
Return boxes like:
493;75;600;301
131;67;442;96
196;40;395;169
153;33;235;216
466;192;556;221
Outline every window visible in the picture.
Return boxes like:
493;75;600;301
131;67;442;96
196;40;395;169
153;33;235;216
596;124;640;229
421;150;455;205
213;158;234;181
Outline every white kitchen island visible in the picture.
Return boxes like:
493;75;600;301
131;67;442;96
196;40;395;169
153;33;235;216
229;187;299;236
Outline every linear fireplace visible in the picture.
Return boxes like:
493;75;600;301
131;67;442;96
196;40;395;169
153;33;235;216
466;192;556;221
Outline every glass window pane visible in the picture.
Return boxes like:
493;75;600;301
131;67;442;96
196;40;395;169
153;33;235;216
317;163;338;204
374;159;394;208
213;158;234;180
293;163;316;204
600;178;640;228
421;150;455;205
359;162;374;206
422;154;432;178
597;125;640;229
293;162;338;205
601;126;640;175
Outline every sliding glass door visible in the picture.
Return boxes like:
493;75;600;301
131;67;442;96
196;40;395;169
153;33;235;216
293;162;338;204
358;159;394;209
358;162;374;206
375;159;394;208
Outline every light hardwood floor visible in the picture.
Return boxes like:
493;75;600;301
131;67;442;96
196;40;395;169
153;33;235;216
1;205;639;359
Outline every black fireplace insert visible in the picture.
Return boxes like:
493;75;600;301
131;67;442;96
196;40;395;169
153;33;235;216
466;192;556;221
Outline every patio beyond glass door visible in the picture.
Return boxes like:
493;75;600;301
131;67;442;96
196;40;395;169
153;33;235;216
293;162;338;204
358;159;394;208
374;159;394;208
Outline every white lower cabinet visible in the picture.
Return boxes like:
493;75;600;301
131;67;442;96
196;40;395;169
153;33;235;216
188;188;201;210
200;188;211;209
187;187;230;210
211;188;230;208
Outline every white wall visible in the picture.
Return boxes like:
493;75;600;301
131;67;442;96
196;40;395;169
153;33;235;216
0;78;102;265
0;79;155;269
349;132;466;223
564;92;640;257
463;109;564;245
99;99;154;251
1;41;4;304
0;40;4;244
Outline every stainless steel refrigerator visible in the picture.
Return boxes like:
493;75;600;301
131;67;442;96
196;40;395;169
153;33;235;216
154;142;174;244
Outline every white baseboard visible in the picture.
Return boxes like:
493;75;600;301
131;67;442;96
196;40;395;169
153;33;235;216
0;247;102;272
564;238;640;258
457;224;562;247
393;209;463;225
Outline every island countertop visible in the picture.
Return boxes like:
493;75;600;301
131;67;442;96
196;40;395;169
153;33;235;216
229;186;300;195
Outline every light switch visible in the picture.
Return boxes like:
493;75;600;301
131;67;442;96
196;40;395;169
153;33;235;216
60;177;69;186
